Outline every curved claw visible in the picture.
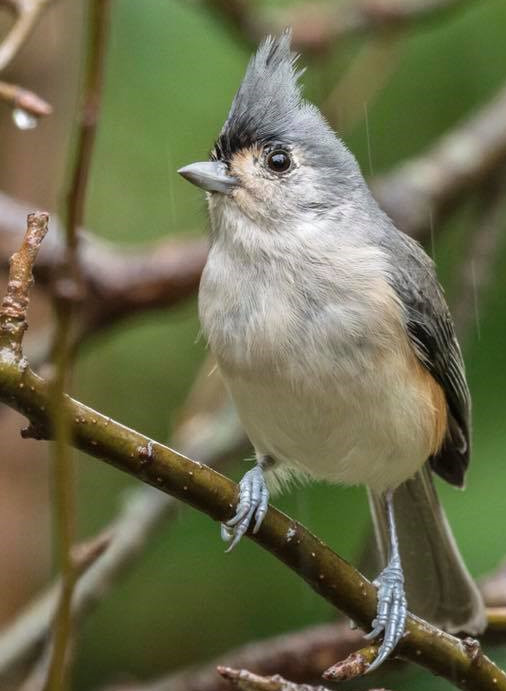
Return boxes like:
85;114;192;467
365;562;407;673
253;484;269;533
221;523;234;542
221;465;269;551
367;640;395;673
364;623;383;641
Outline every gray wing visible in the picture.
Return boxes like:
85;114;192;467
383;232;471;487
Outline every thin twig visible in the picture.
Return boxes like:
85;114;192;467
0;211;48;358
219;669;396;691
0;80;52;116
44;2;111;689
64;0;110;254
0;0;53;73
217;666;332;691
322;646;379;681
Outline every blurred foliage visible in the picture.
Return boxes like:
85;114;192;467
42;0;506;687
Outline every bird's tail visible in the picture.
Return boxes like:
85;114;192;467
368;464;486;634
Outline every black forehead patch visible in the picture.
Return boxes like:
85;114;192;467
212;30;304;161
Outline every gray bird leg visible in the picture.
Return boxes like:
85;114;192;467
365;488;407;672
221;456;270;552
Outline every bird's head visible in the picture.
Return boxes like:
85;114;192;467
179;31;364;232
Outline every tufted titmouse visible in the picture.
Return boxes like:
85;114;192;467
178;31;486;670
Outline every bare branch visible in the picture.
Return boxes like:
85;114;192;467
0;211;48;357
217;666;331;691
63;0;110;253
322;645;379;681
43;2;112;688
218;668;396;691
0;0;53;73
0;80;52;116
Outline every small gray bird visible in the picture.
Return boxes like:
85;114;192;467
178;31;486;670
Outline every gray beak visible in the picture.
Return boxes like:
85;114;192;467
178;161;238;195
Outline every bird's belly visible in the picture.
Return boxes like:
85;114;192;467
223;353;433;493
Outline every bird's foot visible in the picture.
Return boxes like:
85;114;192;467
221;465;269;552
364;558;407;672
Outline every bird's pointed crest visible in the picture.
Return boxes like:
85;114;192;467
213;30;305;160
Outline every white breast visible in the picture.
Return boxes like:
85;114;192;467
199;210;436;493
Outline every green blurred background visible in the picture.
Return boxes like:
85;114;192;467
3;0;506;689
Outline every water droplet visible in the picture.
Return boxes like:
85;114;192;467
12;108;38;130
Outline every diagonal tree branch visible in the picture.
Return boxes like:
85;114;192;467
1;214;506;691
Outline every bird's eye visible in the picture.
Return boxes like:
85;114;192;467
266;149;292;174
